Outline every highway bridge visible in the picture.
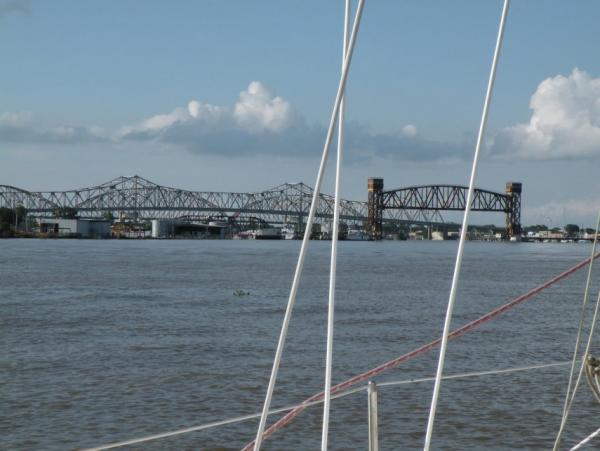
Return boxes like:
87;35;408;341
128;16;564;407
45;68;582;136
0;175;444;229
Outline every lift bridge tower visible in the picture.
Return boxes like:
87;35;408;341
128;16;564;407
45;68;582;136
367;178;384;240
505;182;522;238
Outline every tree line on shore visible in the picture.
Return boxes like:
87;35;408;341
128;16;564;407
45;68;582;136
0;206;78;236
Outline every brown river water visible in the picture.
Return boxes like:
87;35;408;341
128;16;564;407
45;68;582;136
2;239;599;450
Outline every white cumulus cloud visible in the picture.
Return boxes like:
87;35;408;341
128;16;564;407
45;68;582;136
118;107;188;137
1;81;461;161
120;81;294;140
492;68;600;159
401;124;418;138
187;100;226;121
233;81;294;132
120;81;462;160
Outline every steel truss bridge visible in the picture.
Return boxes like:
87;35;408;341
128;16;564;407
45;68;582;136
367;178;522;239
0;175;447;228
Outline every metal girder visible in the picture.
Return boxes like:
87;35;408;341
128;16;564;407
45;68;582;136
367;182;521;239
381;185;510;212
0;185;58;211
0;175;441;227
0;176;456;229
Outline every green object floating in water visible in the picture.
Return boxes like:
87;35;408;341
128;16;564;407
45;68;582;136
234;289;250;297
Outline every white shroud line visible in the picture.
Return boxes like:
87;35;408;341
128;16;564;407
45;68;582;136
423;1;511;450
252;1;366;450
321;1;351;450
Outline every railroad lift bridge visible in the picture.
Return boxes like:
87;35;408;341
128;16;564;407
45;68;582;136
367;177;522;240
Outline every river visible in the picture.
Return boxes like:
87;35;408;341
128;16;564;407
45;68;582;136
2;239;599;450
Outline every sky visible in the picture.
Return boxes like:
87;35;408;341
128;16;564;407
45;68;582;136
1;0;600;227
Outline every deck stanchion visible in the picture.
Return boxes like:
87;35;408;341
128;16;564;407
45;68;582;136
368;381;379;451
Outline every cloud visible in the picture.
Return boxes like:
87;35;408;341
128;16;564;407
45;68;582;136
343;121;466;162
2;81;466;161
527;198;600;225
401;124;418;138
0;111;31;127
0;111;107;143
0;0;30;18
120;81;294;139
491;68;600;159
233;81;295;132
120;81;464;161
117;107;190;139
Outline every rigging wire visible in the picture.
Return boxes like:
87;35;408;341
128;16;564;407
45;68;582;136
322;1;351;450
81;361;573;451
423;1;511;449
242;251;600;450
556;286;600;449
379;361;573;388
252;2;365;449
80;386;365;451
570;427;600;451
554;211;600;450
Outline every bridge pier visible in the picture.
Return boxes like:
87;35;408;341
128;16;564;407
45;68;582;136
367;178;384;240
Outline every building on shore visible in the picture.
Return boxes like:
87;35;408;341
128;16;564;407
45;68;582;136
39;218;112;238
151;219;227;239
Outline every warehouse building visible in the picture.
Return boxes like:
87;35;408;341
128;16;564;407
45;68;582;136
39;218;112;238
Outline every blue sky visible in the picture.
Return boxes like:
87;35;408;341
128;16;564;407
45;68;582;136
2;0;600;226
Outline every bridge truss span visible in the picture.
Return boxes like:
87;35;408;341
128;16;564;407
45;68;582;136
1;175;437;229
0;185;58;212
382;185;512;212
367;178;521;239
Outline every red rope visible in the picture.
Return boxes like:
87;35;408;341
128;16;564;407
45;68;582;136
242;251;600;450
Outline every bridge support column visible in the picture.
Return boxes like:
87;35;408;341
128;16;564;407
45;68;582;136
367;178;384;240
297;213;304;239
505;182;522;239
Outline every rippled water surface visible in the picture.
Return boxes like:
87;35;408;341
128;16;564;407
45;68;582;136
2;239;600;450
